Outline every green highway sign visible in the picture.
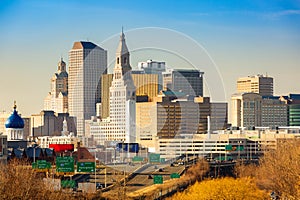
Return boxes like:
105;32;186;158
153;175;163;184
170;173;180;179
61;180;76;188
56;156;74;173
149;153;160;163
225;145;244;151
225;144;232;151
32;160;51;171
77;162;95;172
132;156;143;162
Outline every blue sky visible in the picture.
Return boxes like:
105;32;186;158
0;0;299;116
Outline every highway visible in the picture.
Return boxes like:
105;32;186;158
101;163;185;199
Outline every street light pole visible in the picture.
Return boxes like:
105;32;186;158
95;149;96;191
33;147;36;163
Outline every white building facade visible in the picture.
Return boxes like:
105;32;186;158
88;31;136;145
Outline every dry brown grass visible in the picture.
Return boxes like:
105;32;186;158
0;159;103;200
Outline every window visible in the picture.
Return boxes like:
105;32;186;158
117;57;120;64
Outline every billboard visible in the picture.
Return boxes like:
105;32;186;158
56;156;74;173
117;143;139;153
49;144;74;152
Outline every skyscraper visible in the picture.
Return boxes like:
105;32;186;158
108;30;136;142
87;30;136;145
44;58;68;113
68;41;107;138
237;74;273;96
162;69;204;97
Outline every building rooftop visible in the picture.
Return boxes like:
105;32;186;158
72;41;104;50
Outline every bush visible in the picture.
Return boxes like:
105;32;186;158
172;177;268;200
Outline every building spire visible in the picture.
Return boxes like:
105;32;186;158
118;29;127;53
58;57;66;72
115;27;131;74
13;101;17;110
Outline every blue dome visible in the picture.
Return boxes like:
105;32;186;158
5;109;24;129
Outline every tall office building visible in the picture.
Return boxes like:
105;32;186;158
162;69;204;97
261;96;287;127
44;58;68;113
68;41;107;138
231;93;262;128
156;96;210;138
108;30;136;142
237;74;273;96
88;30;136;145
137;60;166;92
231;93;287;128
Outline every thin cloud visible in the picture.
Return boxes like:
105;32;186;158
264;9;300;19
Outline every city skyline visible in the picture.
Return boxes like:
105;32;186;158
0;0;299;115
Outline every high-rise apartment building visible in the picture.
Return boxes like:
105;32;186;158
44;58;68;113
68;41;107;138
162;69;204;97
237;74;273;96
